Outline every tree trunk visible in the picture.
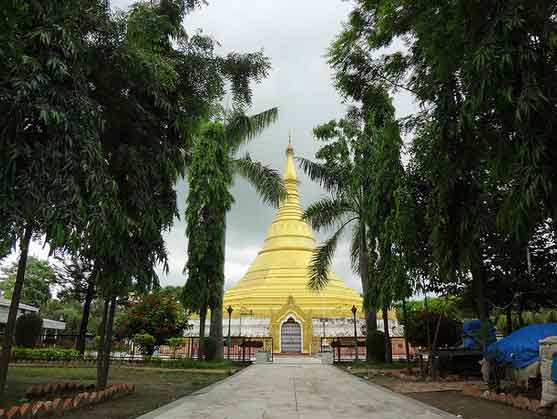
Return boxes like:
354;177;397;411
429;311;443;379
472;267;489;355
209;221;226;361
505;305;513;336
382;307;392;363
76;280;95;355
0;226;32;401
96;298;109;387
518;302;525;328
360;223;377;362
209;300;224;361
98;297;116;389
472;266;497;388
402;299;411;373
198;304;207;360
425;295;431;350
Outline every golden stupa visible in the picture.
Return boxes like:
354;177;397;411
222;141;363;353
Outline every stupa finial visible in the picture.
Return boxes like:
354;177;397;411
286;130;294;155
284;131;296;181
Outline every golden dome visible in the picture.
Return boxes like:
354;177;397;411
223;141;363;318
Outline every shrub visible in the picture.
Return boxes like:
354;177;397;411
167;337;186;357
116;292;187;348
366;330;386;363
133;333;156;356
148;358;232;369
405;310;462;348
201;336;217;361
12;347;79;361
15;312;43;348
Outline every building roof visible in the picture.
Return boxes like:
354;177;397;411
0;298;38;312
0;298;66;330
223;142;364;318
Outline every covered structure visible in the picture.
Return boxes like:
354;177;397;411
0;298;66;333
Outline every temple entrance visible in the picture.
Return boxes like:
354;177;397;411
280;317;302;352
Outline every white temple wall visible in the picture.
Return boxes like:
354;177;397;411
185;317;403;338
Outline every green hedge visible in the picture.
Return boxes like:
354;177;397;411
148;357;233;369
12;347;80;361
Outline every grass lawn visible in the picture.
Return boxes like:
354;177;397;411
4;365;234;418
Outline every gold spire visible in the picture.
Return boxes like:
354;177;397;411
283;134;297;185
222;135;363;318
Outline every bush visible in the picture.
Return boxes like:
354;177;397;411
148;358;232;369
12;347;80;361
366;330;386;363
133;333;156;356
201;336;217;361
15;312;43;348
405;310;462;348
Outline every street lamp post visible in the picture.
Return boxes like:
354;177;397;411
320;318;327;337
351;305;358;361
227;306;233;360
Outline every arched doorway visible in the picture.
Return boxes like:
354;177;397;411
280;317;302;353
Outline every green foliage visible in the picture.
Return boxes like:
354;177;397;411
201;337;218;361
41;299;82;334
147;358;233;369
328;0;557;359
0;257;56;308
395;297;463;323
403;310;462;348
366;330;386;363
300;108;374;291
0;0;113;256
14;313;43;348
167;337;187;350
133;333;156;355
12;347;80;361
54;256;95;304
166;336;187;359
116;292;187;351
183;108;284;360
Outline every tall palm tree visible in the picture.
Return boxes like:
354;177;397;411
184;107;286;360
298;111;379;360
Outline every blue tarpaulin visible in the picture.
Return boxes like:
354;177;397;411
487;323;557;369
462;319;496;350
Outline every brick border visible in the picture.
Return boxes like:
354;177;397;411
462;384;546;414
0;383;135;418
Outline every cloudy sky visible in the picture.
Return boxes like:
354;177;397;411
3;0;416;294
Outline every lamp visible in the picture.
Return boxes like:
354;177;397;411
227;306;233;359
351;305;358;361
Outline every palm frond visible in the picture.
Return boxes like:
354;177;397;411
302;197;354;232
226;108;278;151
308;224;348;291
296;157;344;192
233;154;287;207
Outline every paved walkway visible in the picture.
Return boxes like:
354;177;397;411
138;359;456;419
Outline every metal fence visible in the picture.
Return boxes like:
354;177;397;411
322;336;415;363
12;334;273;363
157;336;274;362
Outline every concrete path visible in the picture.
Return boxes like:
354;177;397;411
137;361;456;419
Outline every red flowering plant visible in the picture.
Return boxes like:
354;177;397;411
116;291;188;355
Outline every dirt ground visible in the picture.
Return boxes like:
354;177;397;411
347;369;550;419
5;366;232;419
409;391;550;419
